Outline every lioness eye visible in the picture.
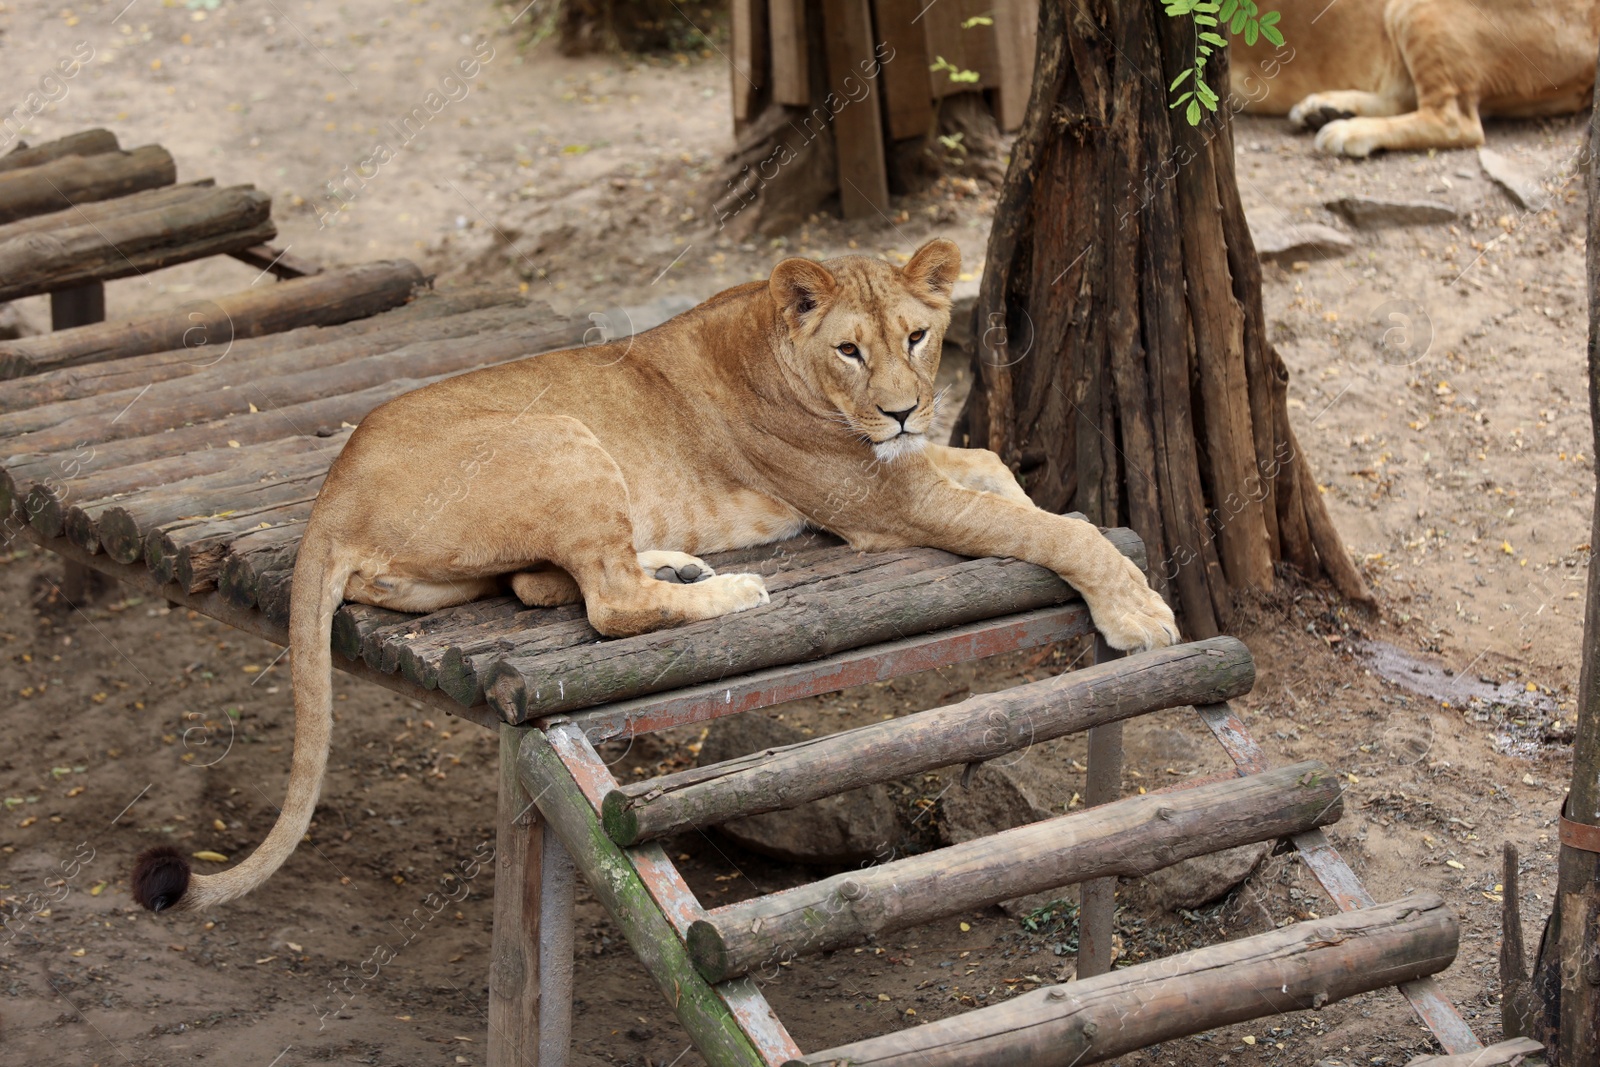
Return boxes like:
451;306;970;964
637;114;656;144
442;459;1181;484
837;342;861;359
909;330;926;346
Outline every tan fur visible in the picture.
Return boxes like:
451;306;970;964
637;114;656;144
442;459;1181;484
163;239;1176;910
1231;0;1600;156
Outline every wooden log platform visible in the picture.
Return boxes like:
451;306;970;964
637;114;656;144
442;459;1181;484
786;892;1459;1067
0;259;427;378
685;759;1343;983
602;635;1256;847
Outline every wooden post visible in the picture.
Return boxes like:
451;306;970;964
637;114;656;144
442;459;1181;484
686;760;1344;983
602;635;1256;846
785;892;1459;1067
49;282;108;604
820;0;890;219
490;724;573;1067
1077;635;1122;978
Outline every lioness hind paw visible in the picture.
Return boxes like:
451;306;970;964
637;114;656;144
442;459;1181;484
638;550;716;584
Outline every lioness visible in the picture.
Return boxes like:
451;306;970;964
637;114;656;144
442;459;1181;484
130;239;1178;912
1231;0;1600;156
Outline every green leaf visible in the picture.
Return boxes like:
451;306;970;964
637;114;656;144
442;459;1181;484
1200;31;1227;47
1169;67;1194;91
960;14;993;27
1219;0;1239;18
1193;13;1217;24
1171;90;1194;108
1244;0;1258;14
1230;10;1248;32
1259;9;1280;25
1186;98;1202;125
1261;24;1285;45
1193;1;1220;10
1197;82;1219;106
1197;45;1212;57
1244;21;1259;44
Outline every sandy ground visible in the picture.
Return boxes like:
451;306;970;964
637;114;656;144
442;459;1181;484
0;0;1594;1063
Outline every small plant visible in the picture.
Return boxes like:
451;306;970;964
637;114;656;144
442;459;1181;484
1163;0;1283;125
930;55;981;85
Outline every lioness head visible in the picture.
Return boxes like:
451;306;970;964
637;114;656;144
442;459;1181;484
769;238;960;461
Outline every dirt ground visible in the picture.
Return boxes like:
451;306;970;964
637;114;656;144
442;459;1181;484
0;0;1593;1064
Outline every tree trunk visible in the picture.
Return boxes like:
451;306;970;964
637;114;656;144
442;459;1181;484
954;0;1370;635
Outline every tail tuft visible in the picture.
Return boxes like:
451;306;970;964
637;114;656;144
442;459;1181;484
132;846;191;912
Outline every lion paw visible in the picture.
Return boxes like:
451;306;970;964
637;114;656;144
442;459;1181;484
698;572;770;614
639;550;716;584
1288;95;1355;131
1313;118;1380;158
1088;558;1179;652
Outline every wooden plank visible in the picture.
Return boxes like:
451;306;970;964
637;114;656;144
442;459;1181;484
874;0;936;141
519;729;768;1067
0;144;175;224
767;0;810;106
0;285;524;413
488;725;551;1067
0;184;275;304
558;601;1095;739
1192;701;1485;1055
545;724;802;1065
227;243;323;279
0;260;425;379
1078;636;1122;979
0;129;120;172
1403;1039;1543;1067
991;0;1039;131
787;892;1458;1066
923;0;1000;99
730;0;765;125
821;0;890;219
487;529;1144;719
688;760;1343;982
601;636;1256;846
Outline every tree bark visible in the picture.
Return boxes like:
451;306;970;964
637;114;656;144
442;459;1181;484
955;0;1370;635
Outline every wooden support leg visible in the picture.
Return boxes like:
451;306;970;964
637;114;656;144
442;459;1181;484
50;283;110;604
490;724;575;1067
1077;635;1123;978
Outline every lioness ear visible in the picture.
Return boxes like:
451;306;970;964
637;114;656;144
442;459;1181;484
769;257;837;331
902;238;960;304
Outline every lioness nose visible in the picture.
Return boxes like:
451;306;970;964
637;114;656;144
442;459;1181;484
880;404;917;427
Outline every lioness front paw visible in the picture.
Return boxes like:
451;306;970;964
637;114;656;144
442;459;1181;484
1088;557;1179;652
1313;118;1380;158
1288;95;1355;131
698;572;770;614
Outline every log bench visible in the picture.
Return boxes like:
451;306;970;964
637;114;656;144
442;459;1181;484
0;129;1510;1065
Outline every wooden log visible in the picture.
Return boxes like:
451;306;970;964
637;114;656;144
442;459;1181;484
1078;635;1123;979
518;728;768;1067
148;492;324;589
217;525;305;609
0;145;175;225
688;759;1340;983
0;184;276;303
487;528;1146;719
0;129;120;172
488;725;552;1067
821;0;891;219
0;180;215;246
2;317;577;452
1403;1039;1543;1067
0;260;426;378
603;635;1253;847
0;287;526;416
785;891;1458;1067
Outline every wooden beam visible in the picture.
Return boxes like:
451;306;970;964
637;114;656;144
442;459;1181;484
0;144;175;224
1402;1039;1543;1067
602;635;1255;847
227;242;324;279
487;528;1146;719
1078;635;1122;979
0;184;275;303
0;260;424;379
821;0;890;219
786;892;1458;1066
518;729;768;1067
686;760;1341;982
767;0;810;106
873;0;934;141
991;0;1039;131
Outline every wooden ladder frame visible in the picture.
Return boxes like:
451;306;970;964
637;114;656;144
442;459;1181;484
489;637;1490;1065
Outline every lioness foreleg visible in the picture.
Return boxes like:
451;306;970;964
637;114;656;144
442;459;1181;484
882;479;1178;651
924;445;1032;505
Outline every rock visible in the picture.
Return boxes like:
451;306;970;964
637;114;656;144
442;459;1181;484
1478;147;1544;211
1144;840;1271;911
938;760;1053;846
1324;196;1457;229
1246;211;1354;260
698;712;905;866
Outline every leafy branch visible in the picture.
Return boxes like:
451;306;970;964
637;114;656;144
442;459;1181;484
1163;0;1283;125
